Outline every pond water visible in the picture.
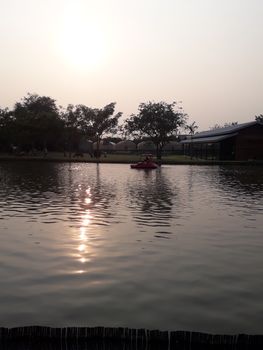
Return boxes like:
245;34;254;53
0;162;263;334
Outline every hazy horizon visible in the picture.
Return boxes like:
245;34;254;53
1;0;263;130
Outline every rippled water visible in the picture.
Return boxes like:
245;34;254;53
0;162;263;334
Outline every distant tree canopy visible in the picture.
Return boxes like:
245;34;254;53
210;122;238;130
0;93;122;155
86;103;122;158
185;121;198;135
2;93;258;157
124;101;187;159
0;107;14;150
62;102;122;157
13;93;63;150
85;103;122;141
255;114;263;123
62;104;90;155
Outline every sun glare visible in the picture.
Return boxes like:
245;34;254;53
59;3;108;71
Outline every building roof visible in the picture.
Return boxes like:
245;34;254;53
115;140;136;150
180;121;263;144
116;140;136;146
192;121;258;139
181;133;238;144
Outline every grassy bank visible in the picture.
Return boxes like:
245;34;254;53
0;152;189;163
0;152;262;165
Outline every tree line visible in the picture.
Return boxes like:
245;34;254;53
0;93;194;159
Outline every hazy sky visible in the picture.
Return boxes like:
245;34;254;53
1;0;263;129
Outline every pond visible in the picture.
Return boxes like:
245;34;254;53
0;162;263;334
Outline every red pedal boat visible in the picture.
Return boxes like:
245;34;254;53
130;161;159;169
130;154;159;169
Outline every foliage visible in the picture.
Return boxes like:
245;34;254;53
210;122;238;130
62;104;90;155
84;103;122;158
185;121;198;135
88;103;122;139
0;107;15;151
0;94;124;155
13;93;63;150
124;101;187;159
62;102;122;157
184;121;198;160
255;114;263;123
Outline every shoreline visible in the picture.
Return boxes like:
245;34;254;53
0;155;262;166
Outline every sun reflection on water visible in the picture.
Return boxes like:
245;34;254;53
74;186;94;274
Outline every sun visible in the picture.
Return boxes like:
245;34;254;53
61;22;107;70
59;3;108;71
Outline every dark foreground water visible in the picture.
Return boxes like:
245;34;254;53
0;162;262;334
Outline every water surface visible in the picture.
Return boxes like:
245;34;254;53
0;162;263;333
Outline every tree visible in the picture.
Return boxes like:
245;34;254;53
82;103;122;159
124;101;187;160
185;121;198;159
210;122;238;130
57;102;122;158
0;107;15;151
185;121;198;135
62;104;88;157
13;93;63;151
255;114;263;123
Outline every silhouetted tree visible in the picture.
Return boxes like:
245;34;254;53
185;121;198;159
62;104;88;157
0;107;15;151
83;103;122;159
62;103;121;159
124;101;187;159
255;114;263;123
185;121;198;135
210;122;238;130
13;93;63;151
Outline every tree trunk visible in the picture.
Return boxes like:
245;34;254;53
190;135;193;160
96;135;100;163
68;131;72;159
156;144;162;161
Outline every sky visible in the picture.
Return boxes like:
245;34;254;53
0;0;263;130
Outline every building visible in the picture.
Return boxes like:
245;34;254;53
137;141;155;152
181;121;263;160
92;140;116;152
163;141;183;152
115;140;137;151
79;138;93;153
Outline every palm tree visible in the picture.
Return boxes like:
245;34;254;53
185;122;198;159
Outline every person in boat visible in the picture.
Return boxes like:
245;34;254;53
144;155;150;163
143;154;153;163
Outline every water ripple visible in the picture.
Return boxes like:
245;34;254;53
0;163;263;333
